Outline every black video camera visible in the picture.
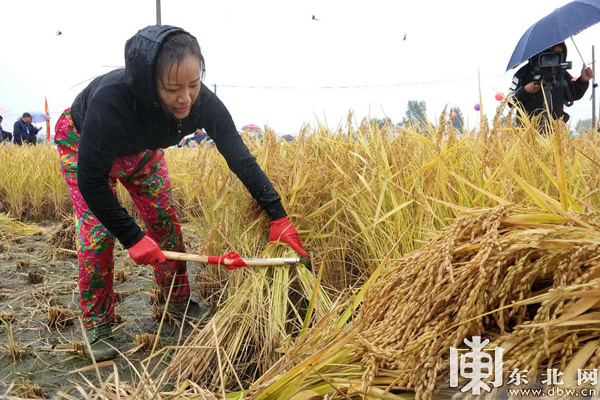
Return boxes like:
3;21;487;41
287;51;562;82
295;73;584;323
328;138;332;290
529;50;572;84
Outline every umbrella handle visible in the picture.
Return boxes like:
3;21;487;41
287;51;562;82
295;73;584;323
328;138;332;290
162;250;300;266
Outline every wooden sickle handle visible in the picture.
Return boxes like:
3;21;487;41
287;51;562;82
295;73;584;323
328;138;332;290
162;251;300;267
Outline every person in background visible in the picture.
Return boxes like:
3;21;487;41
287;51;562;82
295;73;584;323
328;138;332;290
26;117;41;145
13;112;41;145
191;128;207;145
54;25;306;362
0;115;12;143
508;42;593;122
178;128;207;147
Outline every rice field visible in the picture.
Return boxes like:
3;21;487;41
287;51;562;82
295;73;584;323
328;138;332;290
1;109;600;399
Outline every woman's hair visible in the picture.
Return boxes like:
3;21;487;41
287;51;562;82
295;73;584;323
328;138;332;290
155;32;205;84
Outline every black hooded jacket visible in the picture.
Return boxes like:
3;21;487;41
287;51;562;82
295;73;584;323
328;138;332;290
70;25;285;248
508;44;589;122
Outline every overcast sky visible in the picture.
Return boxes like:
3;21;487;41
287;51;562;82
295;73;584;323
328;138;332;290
1;0;600;134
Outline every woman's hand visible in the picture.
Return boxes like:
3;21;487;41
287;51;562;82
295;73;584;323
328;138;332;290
127;235;166;265
269;217;307;257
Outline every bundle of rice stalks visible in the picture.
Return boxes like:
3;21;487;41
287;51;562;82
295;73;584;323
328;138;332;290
247;206;600;400
45;218;76;259
166;244;332;392
0;213;44;237
47;306;75;328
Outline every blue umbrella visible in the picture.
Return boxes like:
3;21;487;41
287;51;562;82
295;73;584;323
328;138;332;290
27;111;51;124
507;0;600;71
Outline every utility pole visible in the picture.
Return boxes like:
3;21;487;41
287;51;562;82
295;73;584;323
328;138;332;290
593;46;597;129
213;84;217;95
156;0;162;25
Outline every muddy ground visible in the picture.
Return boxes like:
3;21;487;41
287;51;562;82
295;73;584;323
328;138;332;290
0;222;210;399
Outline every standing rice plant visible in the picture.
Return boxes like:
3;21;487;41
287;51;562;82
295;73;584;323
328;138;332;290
0;145;70;220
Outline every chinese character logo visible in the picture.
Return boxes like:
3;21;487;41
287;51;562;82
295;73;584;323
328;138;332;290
450;336;504;395
508;368;528;386
541;369;564;386
578;369;598;386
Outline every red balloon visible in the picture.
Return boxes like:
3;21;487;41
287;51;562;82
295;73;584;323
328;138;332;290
450;112;457;119
495;92;504;101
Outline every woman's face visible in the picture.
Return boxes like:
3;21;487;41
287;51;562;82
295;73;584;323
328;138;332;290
157;54;201;120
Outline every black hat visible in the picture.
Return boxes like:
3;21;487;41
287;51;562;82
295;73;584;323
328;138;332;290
22;112;32;118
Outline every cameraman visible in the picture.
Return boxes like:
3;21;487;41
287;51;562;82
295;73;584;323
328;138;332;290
508;42;593;122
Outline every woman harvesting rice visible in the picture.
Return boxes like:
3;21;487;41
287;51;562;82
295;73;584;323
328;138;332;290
55;25;306;361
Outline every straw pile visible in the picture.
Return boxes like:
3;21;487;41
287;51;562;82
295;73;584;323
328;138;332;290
0;213;44;237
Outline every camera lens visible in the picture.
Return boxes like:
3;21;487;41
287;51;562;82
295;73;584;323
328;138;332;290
539;52;561;67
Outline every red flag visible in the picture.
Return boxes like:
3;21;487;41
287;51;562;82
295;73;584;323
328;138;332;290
45;97;50;142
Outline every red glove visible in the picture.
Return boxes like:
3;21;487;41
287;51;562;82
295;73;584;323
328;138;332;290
207;252;248;270
269;217;307;257
127;235;166;265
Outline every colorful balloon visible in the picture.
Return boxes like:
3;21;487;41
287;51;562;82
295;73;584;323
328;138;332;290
495;92;504;101
450;112;457;119
474;103;480;111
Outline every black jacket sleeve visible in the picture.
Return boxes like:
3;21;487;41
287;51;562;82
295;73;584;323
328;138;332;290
508;66;543;115
200;89;286;221
77;97;145;248
509;67;531;105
